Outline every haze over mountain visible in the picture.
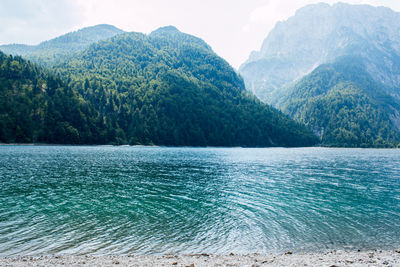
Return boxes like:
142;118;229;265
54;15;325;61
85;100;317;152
240;2;400;103
0;26;317;147
0;24;124;67
239;3;400;147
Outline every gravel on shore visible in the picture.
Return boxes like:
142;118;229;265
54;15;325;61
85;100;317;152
1;250;400;266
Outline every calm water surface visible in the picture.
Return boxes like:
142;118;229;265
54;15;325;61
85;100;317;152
0;146;399;256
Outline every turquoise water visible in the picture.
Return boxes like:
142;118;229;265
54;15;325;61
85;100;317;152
0;146;400;256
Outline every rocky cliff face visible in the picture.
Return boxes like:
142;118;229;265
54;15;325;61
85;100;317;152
240;3;400;103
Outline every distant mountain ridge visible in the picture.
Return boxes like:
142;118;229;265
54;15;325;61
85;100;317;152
240;3;400;103
0;24;125;66
239;3;400;147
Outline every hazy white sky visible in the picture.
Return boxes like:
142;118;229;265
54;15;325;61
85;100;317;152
1;0;399;68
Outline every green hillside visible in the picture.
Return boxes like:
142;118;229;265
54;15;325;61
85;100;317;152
53;26;317;146
278;57;400;147
0;51;96;144
0;27;317;147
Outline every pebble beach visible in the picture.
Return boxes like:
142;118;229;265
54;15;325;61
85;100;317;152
1;250;400;266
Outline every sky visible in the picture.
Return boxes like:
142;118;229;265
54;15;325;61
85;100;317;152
1;0;400;68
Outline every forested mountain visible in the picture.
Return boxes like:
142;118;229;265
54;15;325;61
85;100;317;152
52;26;316;146
239;3;400;104
0;51;95;144
0;24;124;67
278;56;400;147
0;27;317;146
238;3;400;147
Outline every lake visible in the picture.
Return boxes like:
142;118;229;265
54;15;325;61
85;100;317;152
0;146;399;256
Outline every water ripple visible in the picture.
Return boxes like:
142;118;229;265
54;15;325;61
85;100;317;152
0;146;400;256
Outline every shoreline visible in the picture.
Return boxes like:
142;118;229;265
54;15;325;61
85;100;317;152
0;143;399;149
1;250;400;266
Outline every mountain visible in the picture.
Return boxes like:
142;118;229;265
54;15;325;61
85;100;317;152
239;3;400;104
277;56;400;147
53;26;317;146
0;26;317;146
0;51;96;144
239;3;400;147
0;24;124;66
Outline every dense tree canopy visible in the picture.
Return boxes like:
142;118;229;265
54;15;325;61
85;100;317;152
278;57;400;148
0;51;94;144
0;27;317;147
54;27;317;146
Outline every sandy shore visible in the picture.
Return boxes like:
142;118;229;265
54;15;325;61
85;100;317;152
1;250;400;266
